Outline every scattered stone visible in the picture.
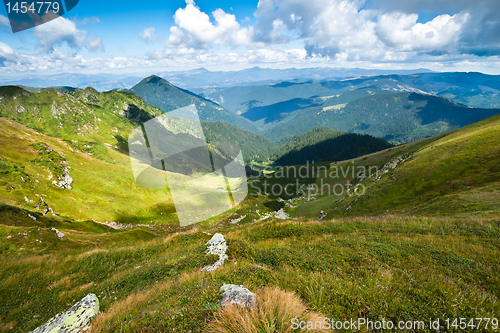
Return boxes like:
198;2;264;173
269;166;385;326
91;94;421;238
35;198;50;215
201;233;228;272
30;294;99;333
273;208;288;219
51;228;64;239
52;167;73;190
7;235;11;239
24;196;34;203
28;214;37;221
317;210;327;221
220;284;257;308
230;215;246;224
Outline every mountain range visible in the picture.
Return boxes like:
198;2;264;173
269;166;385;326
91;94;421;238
1;70;500;333
0;66;435;92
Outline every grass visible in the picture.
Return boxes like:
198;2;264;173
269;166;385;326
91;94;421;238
279;114;500;220
206;287;327;333
1;215;499;332
1;89;500;332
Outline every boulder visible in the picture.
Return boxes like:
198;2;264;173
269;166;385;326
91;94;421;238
317;210;327;221
220;284;257;308
201;233;228;272
30;293;99;333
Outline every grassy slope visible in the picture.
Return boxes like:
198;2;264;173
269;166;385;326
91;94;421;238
291;114;500;219
272;126;394;166
1;89;500;332
0;117;177;224
1;211;498;332
202;121;276;163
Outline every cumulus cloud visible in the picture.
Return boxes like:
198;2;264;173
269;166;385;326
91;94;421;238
159;0;499;62
376;12;470;53
251;0;387;60
0;42;18;65
33;16;87;52
249;0;488;60
165;0;252;48
1;0;499;75
365;0;500;56
139;27;159;43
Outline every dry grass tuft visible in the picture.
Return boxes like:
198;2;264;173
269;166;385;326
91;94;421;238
206;287;328;333
47;274;74;290
0;322;17;331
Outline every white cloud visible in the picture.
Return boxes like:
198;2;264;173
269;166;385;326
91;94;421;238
376;12;469;53
139;27;158;43
0;14;9;28
33;16;87;52
0;42;18;65
165;0;252;48
250;0;474;60
1;0;499;76
252;0;385;60
88;35;105;52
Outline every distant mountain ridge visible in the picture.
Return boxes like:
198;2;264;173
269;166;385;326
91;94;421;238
202;72;500;114
0;67;435;91
130;75;259;133
261;92;500;144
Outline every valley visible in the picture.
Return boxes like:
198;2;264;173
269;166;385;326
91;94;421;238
0;71;499;332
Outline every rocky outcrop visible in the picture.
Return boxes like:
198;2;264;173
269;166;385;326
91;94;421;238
30;293;99;333
119;102;153;123
31;143;73;190
52;168;73;190
220;284;257;308
373;153;413;181
51;228;64;239
35;197;56;215
201;233;228;272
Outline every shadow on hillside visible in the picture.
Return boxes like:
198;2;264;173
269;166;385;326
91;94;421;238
114;202;177;225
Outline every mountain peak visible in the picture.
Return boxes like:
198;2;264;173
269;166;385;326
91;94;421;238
140;75;173;86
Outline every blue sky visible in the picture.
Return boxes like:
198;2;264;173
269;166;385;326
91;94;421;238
0;0;499;77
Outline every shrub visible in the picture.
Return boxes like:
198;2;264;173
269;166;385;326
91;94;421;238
207;287;327;333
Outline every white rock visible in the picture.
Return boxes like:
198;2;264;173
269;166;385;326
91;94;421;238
201;233;228;272
30;294;99;333
51;228;64;239
220;284;257;308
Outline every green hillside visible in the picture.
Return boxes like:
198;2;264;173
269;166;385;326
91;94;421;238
1;111;499;331
273;113;500;219
1;82;499;333
273;127;394;166
325;113;500;218
262;92;500;143
272;127;345;158
131;76;259;133
0;85;272;164
202;121;275;163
